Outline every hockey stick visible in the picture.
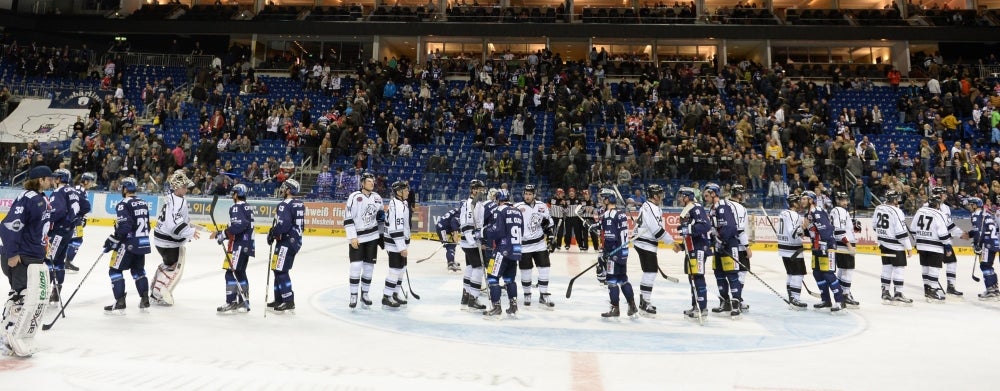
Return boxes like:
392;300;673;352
414;243;447;263
657;266;680;283
760;206;822;298
209;195;250;311
717;244;793;306
43;253;105;331
264;241;274;318
405;269;421;300
565;240;631;298
971;209;988;283
611;185;678;283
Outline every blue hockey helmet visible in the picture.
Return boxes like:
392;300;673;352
231;183;248;198
282;179;300;194
966;197;984;209
599;188;617;203
496;189;510;202
703;183;721;196
53;168;72;183
678;187;696;201
81;172;97;183
801;190;817;201
120;177;138;193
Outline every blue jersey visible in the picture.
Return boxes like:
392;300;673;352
113;196;152;255
436;207;460;233
600;207;630;261
72;185;92;239
482;200;499;228
48;185;83;232
225;201;256;255
970;210;999;250
806;207;836;249
711;200;740;249
0;190;52;260
681;203;713;251
485;204;524;260
273;197;305;251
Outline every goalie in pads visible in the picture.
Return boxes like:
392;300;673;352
1;166;58;356
151;170;201;306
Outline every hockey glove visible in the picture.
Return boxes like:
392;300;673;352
103;236;120;253
588;223;601;235
852;219;862;233
215;231;226;245
266;229;277;245
376;210;386;223
543;226;553;237
679;225;690;236
944;244;954;256
540;219;551;229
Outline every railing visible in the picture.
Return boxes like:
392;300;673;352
105;52;215;68
979;65;1000;79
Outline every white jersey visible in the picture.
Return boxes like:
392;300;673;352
634;200;674;252
514;200;553;253
72;184;90;239
727;199;749;249
872;204;913;251
830;206;856;248
459;197;485;249
153;193;196;249
777;209;805;258
345;190;383;244
922;202;964;238
909;206;952;254
383;197;410;253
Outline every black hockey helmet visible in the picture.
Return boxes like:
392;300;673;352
647;184;664;196
835;191;850;200
884;189;901;203
931;186;947;197
469;179;486;189
523;184;536;194
729;184;745;196
391;180;409;193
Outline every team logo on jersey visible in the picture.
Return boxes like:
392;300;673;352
356;196;363;202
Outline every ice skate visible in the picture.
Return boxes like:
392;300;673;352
891;291;913;306
813;301;833;310
104;298;126;315
447;262;461;273
139;295;150;313
467;297;486;312
924;286;946;303
601;305;620;319
360;292;373;309
788;297;808;311
506;299;518;318
216;301;243;314
946;284;964;299
829;302;846;314
729;299;743;320
48;286;61;305
482;302;502;319
349;294;358;309
711;298;731;315
639;297;657;318
843;293;860;309
382;295;400;309
523;293;532;307
267;301;280;309
977;289;1000;301
684;307;707;325
539;293;555;310
626;299;638;318
392;293;408;306
881;288;893;305
271;301;295;314
64;261;80;273
460;290;470;308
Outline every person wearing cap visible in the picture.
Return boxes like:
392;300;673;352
0;166;57;356
267;179;305;314
380;180;411;309
216;183;255;314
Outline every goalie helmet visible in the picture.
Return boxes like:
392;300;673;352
169;170;195;190
488;188;499;201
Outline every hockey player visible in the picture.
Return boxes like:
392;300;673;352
1;166;57;357
381;181;411;309
675;187;710;319
928;187;967;297
481;188;500;262
909;196;953;303
728;184;751;311
435;206;461;272
632;184;675;317
345;172;383;309
548;188;566;252
482;190;524;318
268;179;305;313
459;179;487;311
704;183;744;318
777;194;809;309
597;188;637;318
514;184;555;308
830;191;861;307
802;191;845;312
873;190;916;305
216;184;255;313
102;177;152;315
45;168;87;305
64;172;97;274
967;198;1000;300
151;170;200;306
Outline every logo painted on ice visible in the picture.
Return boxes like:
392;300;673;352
313;277;865;354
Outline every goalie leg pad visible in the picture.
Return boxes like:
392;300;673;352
3;263;49;357
152;247;186;305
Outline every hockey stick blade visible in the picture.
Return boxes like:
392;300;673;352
565;261;599;299
657;266;680;283
414;243;447;263
405;269;420;300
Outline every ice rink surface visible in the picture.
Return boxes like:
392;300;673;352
2;225;998;391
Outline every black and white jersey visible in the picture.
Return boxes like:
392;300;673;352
923;202;964;238
830;206;856;248
634;201;674;252
153;193;195;249
727;199;749;249
383;197;411;253
459;197;485;249
873;204;913;251
777;209;804;258
514;200;553;253
345;190;383;244
910;206;952;253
